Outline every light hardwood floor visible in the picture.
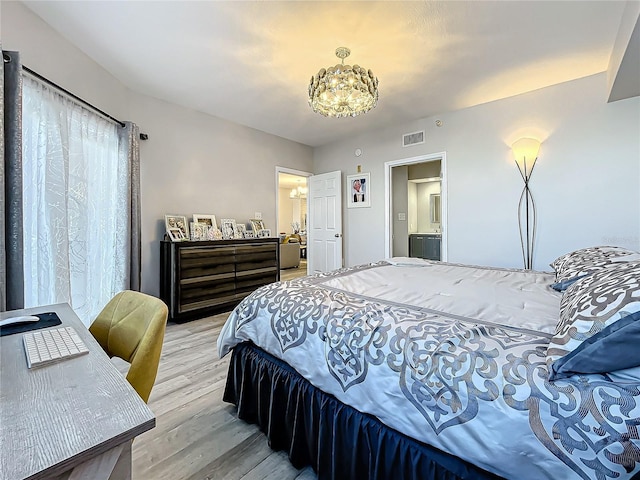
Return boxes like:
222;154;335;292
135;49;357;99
280;259;307;282
129;312;317;480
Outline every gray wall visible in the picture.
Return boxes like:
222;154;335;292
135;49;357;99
313;73;640;271
3;2;313;297
391;166;409;257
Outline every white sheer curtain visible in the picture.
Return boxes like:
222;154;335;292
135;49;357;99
22;75;130;325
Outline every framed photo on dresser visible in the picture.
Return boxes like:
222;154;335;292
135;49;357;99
220;219;237;240
250;219;265;234
165;215;189;239
192;214;217;229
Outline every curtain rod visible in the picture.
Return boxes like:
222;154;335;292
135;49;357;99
22;65;126;128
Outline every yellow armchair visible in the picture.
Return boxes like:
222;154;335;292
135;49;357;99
89;291;168;403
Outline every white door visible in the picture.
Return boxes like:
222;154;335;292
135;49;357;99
308;171;342;273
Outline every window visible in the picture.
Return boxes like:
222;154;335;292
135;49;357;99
22;75;130;324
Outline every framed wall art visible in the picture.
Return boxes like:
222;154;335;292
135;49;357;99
165;214;189;239
192;214;217;229
347;173;371;208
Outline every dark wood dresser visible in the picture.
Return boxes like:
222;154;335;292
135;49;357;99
160;238;280;322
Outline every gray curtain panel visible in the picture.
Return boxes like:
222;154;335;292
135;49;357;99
119;122;142;291
1;50;24;312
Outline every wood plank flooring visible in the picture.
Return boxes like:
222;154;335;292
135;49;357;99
127;312;317;480
280;259;307;282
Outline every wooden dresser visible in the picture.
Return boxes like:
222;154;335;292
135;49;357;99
160;238;280;322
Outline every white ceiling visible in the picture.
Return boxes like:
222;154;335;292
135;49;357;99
23;1;628;147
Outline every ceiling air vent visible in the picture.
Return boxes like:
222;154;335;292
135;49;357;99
402;131;425;147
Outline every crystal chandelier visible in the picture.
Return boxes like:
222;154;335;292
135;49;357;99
308;47;379;118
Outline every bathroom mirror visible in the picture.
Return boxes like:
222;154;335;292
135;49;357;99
430;194;441;224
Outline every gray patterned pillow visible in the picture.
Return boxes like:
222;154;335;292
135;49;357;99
547;261;640;380
550;245;637;284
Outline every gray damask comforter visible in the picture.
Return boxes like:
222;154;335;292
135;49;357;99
218;260;640;479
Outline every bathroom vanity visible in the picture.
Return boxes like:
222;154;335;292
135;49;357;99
409;233;441;261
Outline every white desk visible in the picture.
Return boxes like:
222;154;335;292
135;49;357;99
0;303;155;480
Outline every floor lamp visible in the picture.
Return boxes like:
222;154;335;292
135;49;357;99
512;138;541;270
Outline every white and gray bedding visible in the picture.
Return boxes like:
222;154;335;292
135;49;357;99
218;259;640;479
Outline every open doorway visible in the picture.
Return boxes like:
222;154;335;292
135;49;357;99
276;167;311;277
384;153;447;260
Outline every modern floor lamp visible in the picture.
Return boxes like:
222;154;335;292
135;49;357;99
512;138;541;270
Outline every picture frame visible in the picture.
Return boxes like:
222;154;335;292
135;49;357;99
192;214;217;229
234;223;247;239
258;228;272;238
244;230;255;238
165;214;189;239
220;218;237;240
190;222;207;241
167;227;186;242
347;173;371;208
250;219;265;233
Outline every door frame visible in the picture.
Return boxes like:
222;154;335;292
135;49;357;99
275;166;313;266
384;152;447;260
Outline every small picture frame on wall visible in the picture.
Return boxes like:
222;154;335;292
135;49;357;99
220;218;237;239
192;214;217;229
165;214;189;239
347;173;371;208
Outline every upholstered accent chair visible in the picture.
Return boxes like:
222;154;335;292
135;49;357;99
89;291;168;403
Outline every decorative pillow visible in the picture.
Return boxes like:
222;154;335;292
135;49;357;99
550;245;638;284
547;261;640;380
549;275;588;292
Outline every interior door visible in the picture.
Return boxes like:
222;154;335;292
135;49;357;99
308;171;342;273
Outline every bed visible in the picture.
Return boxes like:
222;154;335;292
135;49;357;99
217;249;640;479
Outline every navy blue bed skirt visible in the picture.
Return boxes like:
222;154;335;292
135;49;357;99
223;342;502;480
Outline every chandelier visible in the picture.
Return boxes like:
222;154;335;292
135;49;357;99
289;185;307;199
308;47;379;118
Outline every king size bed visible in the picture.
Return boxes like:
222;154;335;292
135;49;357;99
217;247;640;479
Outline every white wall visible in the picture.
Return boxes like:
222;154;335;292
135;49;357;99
278;187;294;234
408;182;418;234
416;182;441;233
391;166;409;256
130;94;312;294
313;74;640;271
3;2;313;297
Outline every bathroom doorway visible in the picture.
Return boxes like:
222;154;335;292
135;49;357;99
384;153;447;260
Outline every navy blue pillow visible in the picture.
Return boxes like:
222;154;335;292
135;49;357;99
550;274;588;292
548;311;640;380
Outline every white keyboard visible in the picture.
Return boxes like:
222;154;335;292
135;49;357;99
23;327;89;368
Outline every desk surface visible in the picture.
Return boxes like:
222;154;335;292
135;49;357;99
0;303;155;480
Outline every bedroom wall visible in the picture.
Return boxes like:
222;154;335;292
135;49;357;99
3;1;313;298
313;73;640;271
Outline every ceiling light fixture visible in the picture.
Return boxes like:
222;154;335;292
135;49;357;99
308;47;379;118
289;185;307;199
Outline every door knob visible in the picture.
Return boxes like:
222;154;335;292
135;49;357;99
334;233;342;238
